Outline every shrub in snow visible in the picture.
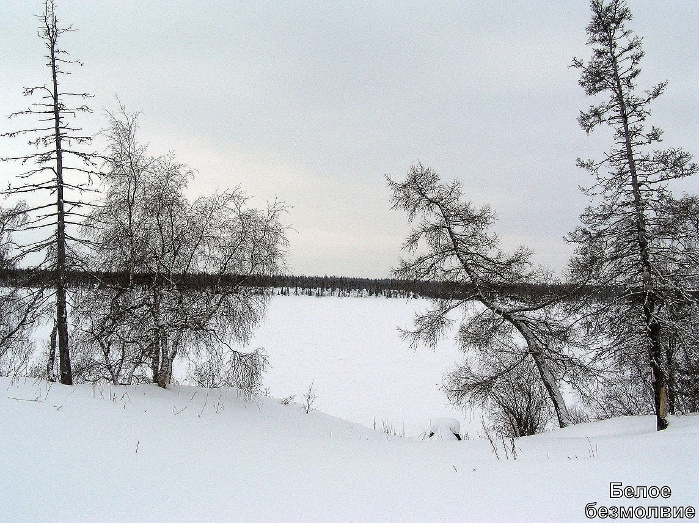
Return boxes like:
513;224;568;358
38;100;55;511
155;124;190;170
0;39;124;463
302;382;318;413
279;395;295;406
448;357;553;439
566;404;591;425
373;418;406;437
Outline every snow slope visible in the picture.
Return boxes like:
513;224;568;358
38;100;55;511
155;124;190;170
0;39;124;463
1;377;697;522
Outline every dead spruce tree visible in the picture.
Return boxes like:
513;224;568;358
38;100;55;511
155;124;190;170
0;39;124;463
72;109;287;388
388;164;590;429
1;0;98;385
568;0;698;429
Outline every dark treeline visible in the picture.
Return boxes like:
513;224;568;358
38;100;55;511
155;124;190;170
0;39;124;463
0;267;621;302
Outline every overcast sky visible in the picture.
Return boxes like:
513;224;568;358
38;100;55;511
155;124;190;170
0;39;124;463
1;1;697;278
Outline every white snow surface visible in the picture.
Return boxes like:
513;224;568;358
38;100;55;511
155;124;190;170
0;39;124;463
428;418;462;440
229;295;474;437
3;295;698;521
2;378;698;522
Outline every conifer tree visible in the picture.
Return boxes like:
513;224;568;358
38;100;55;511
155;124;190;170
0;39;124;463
389;165;586;429
569;0;698;430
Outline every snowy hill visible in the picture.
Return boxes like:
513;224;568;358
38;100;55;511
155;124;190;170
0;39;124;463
1;377;697;522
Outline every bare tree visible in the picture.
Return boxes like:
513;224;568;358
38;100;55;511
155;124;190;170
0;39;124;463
72;109;287;388
1;0;98;385
69;284;152;385
188;346;269;399
388;164;590;428
568;0;698;430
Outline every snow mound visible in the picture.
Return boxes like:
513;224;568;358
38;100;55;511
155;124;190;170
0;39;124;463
426;417;462;440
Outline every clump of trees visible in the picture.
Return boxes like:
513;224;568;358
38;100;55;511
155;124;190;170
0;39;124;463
1;1;287;392
69;109;286;388
391;0;698;434
2;0;697;432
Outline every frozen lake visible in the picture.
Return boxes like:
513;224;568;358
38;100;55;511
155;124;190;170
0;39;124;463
241;294;473;436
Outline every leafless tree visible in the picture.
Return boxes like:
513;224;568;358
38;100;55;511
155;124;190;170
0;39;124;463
72;109;287;388
0;205;45;377
69;284;152;385
388;164;592;428
1;0;99;385
188;346;269;399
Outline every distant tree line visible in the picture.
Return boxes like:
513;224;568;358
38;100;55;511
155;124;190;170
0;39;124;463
0;267;631;302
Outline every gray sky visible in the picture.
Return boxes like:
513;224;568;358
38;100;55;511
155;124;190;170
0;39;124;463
1;1;697;278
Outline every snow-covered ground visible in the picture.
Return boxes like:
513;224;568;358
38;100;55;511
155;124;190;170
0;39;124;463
235;295;473;437
3;295;698;521
1;377;697;522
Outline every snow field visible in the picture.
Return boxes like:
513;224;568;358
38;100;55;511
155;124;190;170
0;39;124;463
3;295;697;521
239;295;473;437
1;376;698;522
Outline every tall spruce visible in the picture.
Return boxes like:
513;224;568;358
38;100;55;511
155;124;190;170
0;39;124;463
1;0;98;384
569;0;698;429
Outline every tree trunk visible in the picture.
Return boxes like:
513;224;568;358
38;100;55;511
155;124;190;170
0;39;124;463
47;322;57;382
156;340;171;389
49;15;72;385
516;321;572;428
156;332;180;389
666;338;676;415
56;282;71;384
608;32;667;430
150;288;162;383
529;350;572;428
646;296;669;429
